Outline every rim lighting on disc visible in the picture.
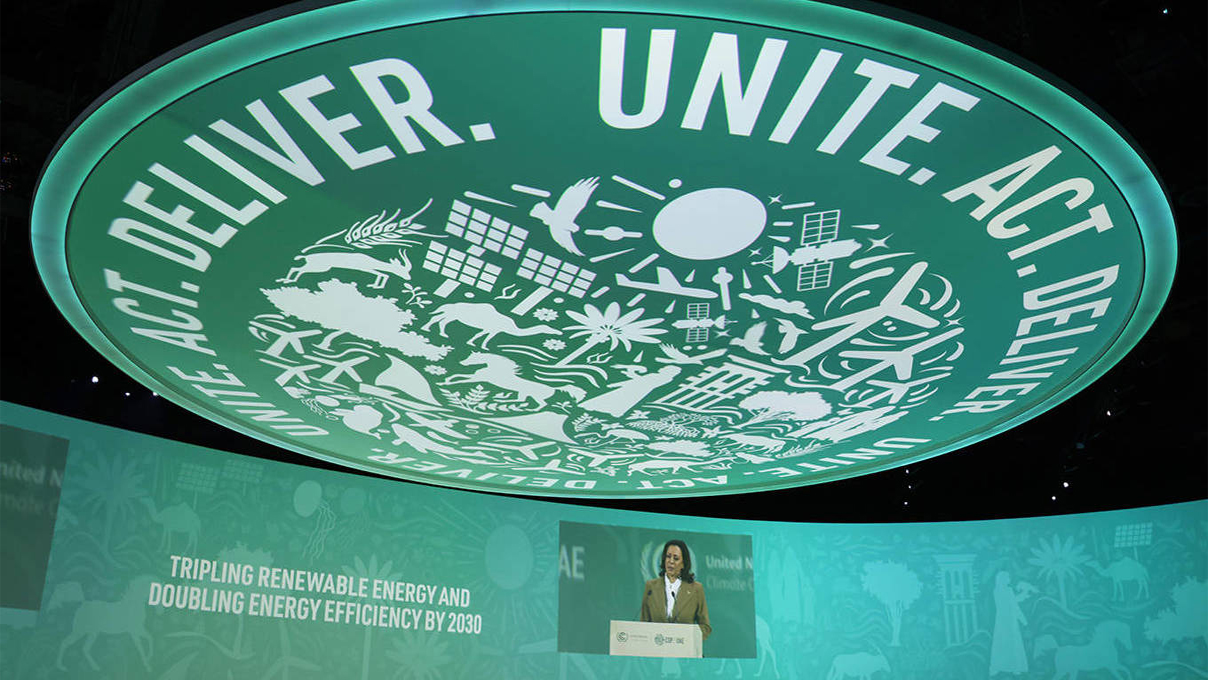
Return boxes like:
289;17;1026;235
32;0;1176;497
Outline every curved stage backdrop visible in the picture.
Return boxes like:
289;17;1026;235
1;402;1204;678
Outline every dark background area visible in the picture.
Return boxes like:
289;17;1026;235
2;0;1204;522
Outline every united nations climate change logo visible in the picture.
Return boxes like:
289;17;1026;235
32;3;1173;497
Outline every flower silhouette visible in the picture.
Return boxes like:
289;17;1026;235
556;302;666;365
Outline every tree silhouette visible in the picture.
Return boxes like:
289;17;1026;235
1027;534;1090;608
556;302;666;366
77;451;146;555
263;280;450;360
862;560;922;646
739;390;831;423
343;554;403;680
1145;578;1207;647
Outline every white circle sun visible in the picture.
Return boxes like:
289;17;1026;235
652;187;766;260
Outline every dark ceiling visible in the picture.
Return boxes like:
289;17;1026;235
1;0;1203;522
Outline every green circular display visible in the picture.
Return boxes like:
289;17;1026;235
32;0;1176;497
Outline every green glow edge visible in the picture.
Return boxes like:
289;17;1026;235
31;0;1178;498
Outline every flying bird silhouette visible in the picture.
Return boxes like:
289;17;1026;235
530;177;598;256
730;322;770;355
775;318;807;354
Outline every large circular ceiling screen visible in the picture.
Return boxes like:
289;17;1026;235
33;0;1176;496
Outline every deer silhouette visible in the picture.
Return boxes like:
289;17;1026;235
278;249;411;289
422;302;560;348
141;497;200;554
52;576;155;671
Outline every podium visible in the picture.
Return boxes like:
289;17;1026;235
609;620;703;658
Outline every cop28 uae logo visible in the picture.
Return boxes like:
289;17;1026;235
33;2;1174;497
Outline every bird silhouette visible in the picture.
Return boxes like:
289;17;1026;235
530;177;598;256
730;322;770;355
775;318;807;354
655;343;727;364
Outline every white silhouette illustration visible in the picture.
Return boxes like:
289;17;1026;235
279;250;412;289
616;266;717;298
776;262;940;368
990;571;1029;676
730;321;771;355
655;343;726;365
755;209;861;292
331;403;383;438
654;358;787;412
251;172;969;488
580;365;682;417
652;187;766;260
446;199;529;259
441;352;586;407
422;302;560;348
388;423;495;461
530;177;598;256
719;432;785;454
775;318;808;353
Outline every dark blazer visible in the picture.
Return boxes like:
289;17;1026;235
639;577;711;640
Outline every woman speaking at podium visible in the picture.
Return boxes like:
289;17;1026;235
639;539;711;640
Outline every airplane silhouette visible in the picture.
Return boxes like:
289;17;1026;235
530;177;598;256
616;266;717;299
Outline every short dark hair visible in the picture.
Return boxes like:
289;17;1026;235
659;539;695;583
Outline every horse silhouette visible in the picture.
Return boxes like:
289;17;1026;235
1034;619;1132;680
440;352;584;407
52;576;154;671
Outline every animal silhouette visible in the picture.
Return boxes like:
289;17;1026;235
332;403;383;439
720;432;785;453
141;497;199;554
827;651;890;680
775;318;808;353
1087;558;1150;600
730;322;770;355
388;423;495;461
52;576;155;671
1034;620;1132;680
279;249;411;288
422;302;560;348
627;457;730;475
602;427;650;442
656;343;726;364
530;177;598;256
441;352;585;407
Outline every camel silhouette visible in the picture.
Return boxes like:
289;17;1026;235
141;497;200;554
1087;557;1150;600
422;302;559;348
